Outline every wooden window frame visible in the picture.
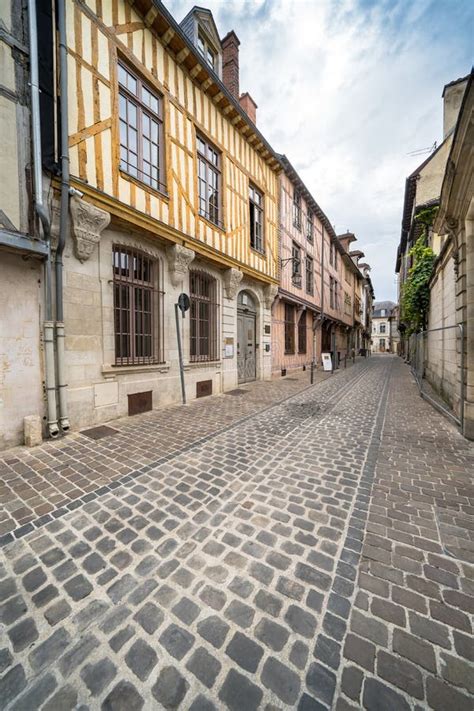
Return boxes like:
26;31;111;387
292;242;302;288
113;246;164;366
298;311;307;354
189;270;219;362
293;190;302;230
284;303;295;355
197;133;223;229
197;30;217;71
118;62;165;194
305;255;314;295
249;183;264;254
306;211;314;242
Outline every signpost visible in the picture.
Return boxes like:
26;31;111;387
175;293;190;404
321;352;332;372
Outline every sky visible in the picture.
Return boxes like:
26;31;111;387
166;0;473;301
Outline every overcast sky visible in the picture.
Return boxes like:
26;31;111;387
166;0;472;302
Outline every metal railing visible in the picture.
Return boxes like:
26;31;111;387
408;324;465;430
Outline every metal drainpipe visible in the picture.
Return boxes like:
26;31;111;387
56;0;70;431
28;0;59;438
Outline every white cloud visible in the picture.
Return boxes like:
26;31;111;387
166;0;472;300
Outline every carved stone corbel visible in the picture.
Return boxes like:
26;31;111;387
264;283;278;310
223;267;243;300
166;244;195;286
70;196;110;262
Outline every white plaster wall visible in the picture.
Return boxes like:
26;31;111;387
0;253;44;448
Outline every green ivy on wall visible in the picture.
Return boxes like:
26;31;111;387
401;206;437;334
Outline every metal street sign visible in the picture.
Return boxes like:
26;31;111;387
177;293;190;315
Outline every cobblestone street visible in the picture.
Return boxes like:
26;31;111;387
0;356;472;710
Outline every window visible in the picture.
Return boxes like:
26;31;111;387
284;303;295;354
113;246;163;365
118;63;164;192
334;246;338;269
329;277;335;309
335;281;339;309
197;32;216;70
197;134;222;228
380;323;386;334
249;183;264;253
305;256;314;294
298;311;307;354
190;271;218;362
293;190;302;230
292;242;301;287
306;211;314;242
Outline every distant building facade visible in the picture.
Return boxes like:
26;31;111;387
372;301;398;353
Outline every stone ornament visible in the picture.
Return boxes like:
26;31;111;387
70;196;111;262
166;244;195;286
264;283;278;309
223;267;243;299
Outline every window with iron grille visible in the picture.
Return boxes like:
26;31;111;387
306;211;314;242
197;134;222;228
293;190;302;230
292;242;301;287
298;311;307;354
249;183;264;253
113;246;163;365
305;255;314;295
118;63;165;192
190;271;219;362
284;303;295;354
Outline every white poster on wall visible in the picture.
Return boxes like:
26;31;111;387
322;353;332;371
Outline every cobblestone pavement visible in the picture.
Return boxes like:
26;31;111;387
0;356;472;710
0;367;333;537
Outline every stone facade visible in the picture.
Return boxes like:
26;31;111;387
371;301;398;354
0;1;45;449
432;73;474;438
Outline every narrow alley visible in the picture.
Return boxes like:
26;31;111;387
0;356;472;710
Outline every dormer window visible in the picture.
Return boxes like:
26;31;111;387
197;31;216;70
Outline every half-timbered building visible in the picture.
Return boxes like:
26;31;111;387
39;0;281;430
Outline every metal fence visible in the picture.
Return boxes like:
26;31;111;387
408;324;465;430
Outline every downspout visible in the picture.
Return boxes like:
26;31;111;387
28;0;59;437
56;0;70;431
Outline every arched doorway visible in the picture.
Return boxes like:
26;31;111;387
237;291;257;383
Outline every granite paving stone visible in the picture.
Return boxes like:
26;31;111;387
0;357;473;709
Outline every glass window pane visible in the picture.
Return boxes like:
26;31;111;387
128;103;137;128
119;94;127;119
129;128;137;152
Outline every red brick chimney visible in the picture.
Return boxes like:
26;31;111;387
221;31;240;100
239;92;257;124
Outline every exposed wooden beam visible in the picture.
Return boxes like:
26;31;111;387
223;105;233;115
212;91;224;104
231;115;241;126
201;77;213;91
189;64;202;79
176;47;190;64
144;7;158;26
160;28;175;47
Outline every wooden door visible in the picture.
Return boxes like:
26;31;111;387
237;311;256;383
